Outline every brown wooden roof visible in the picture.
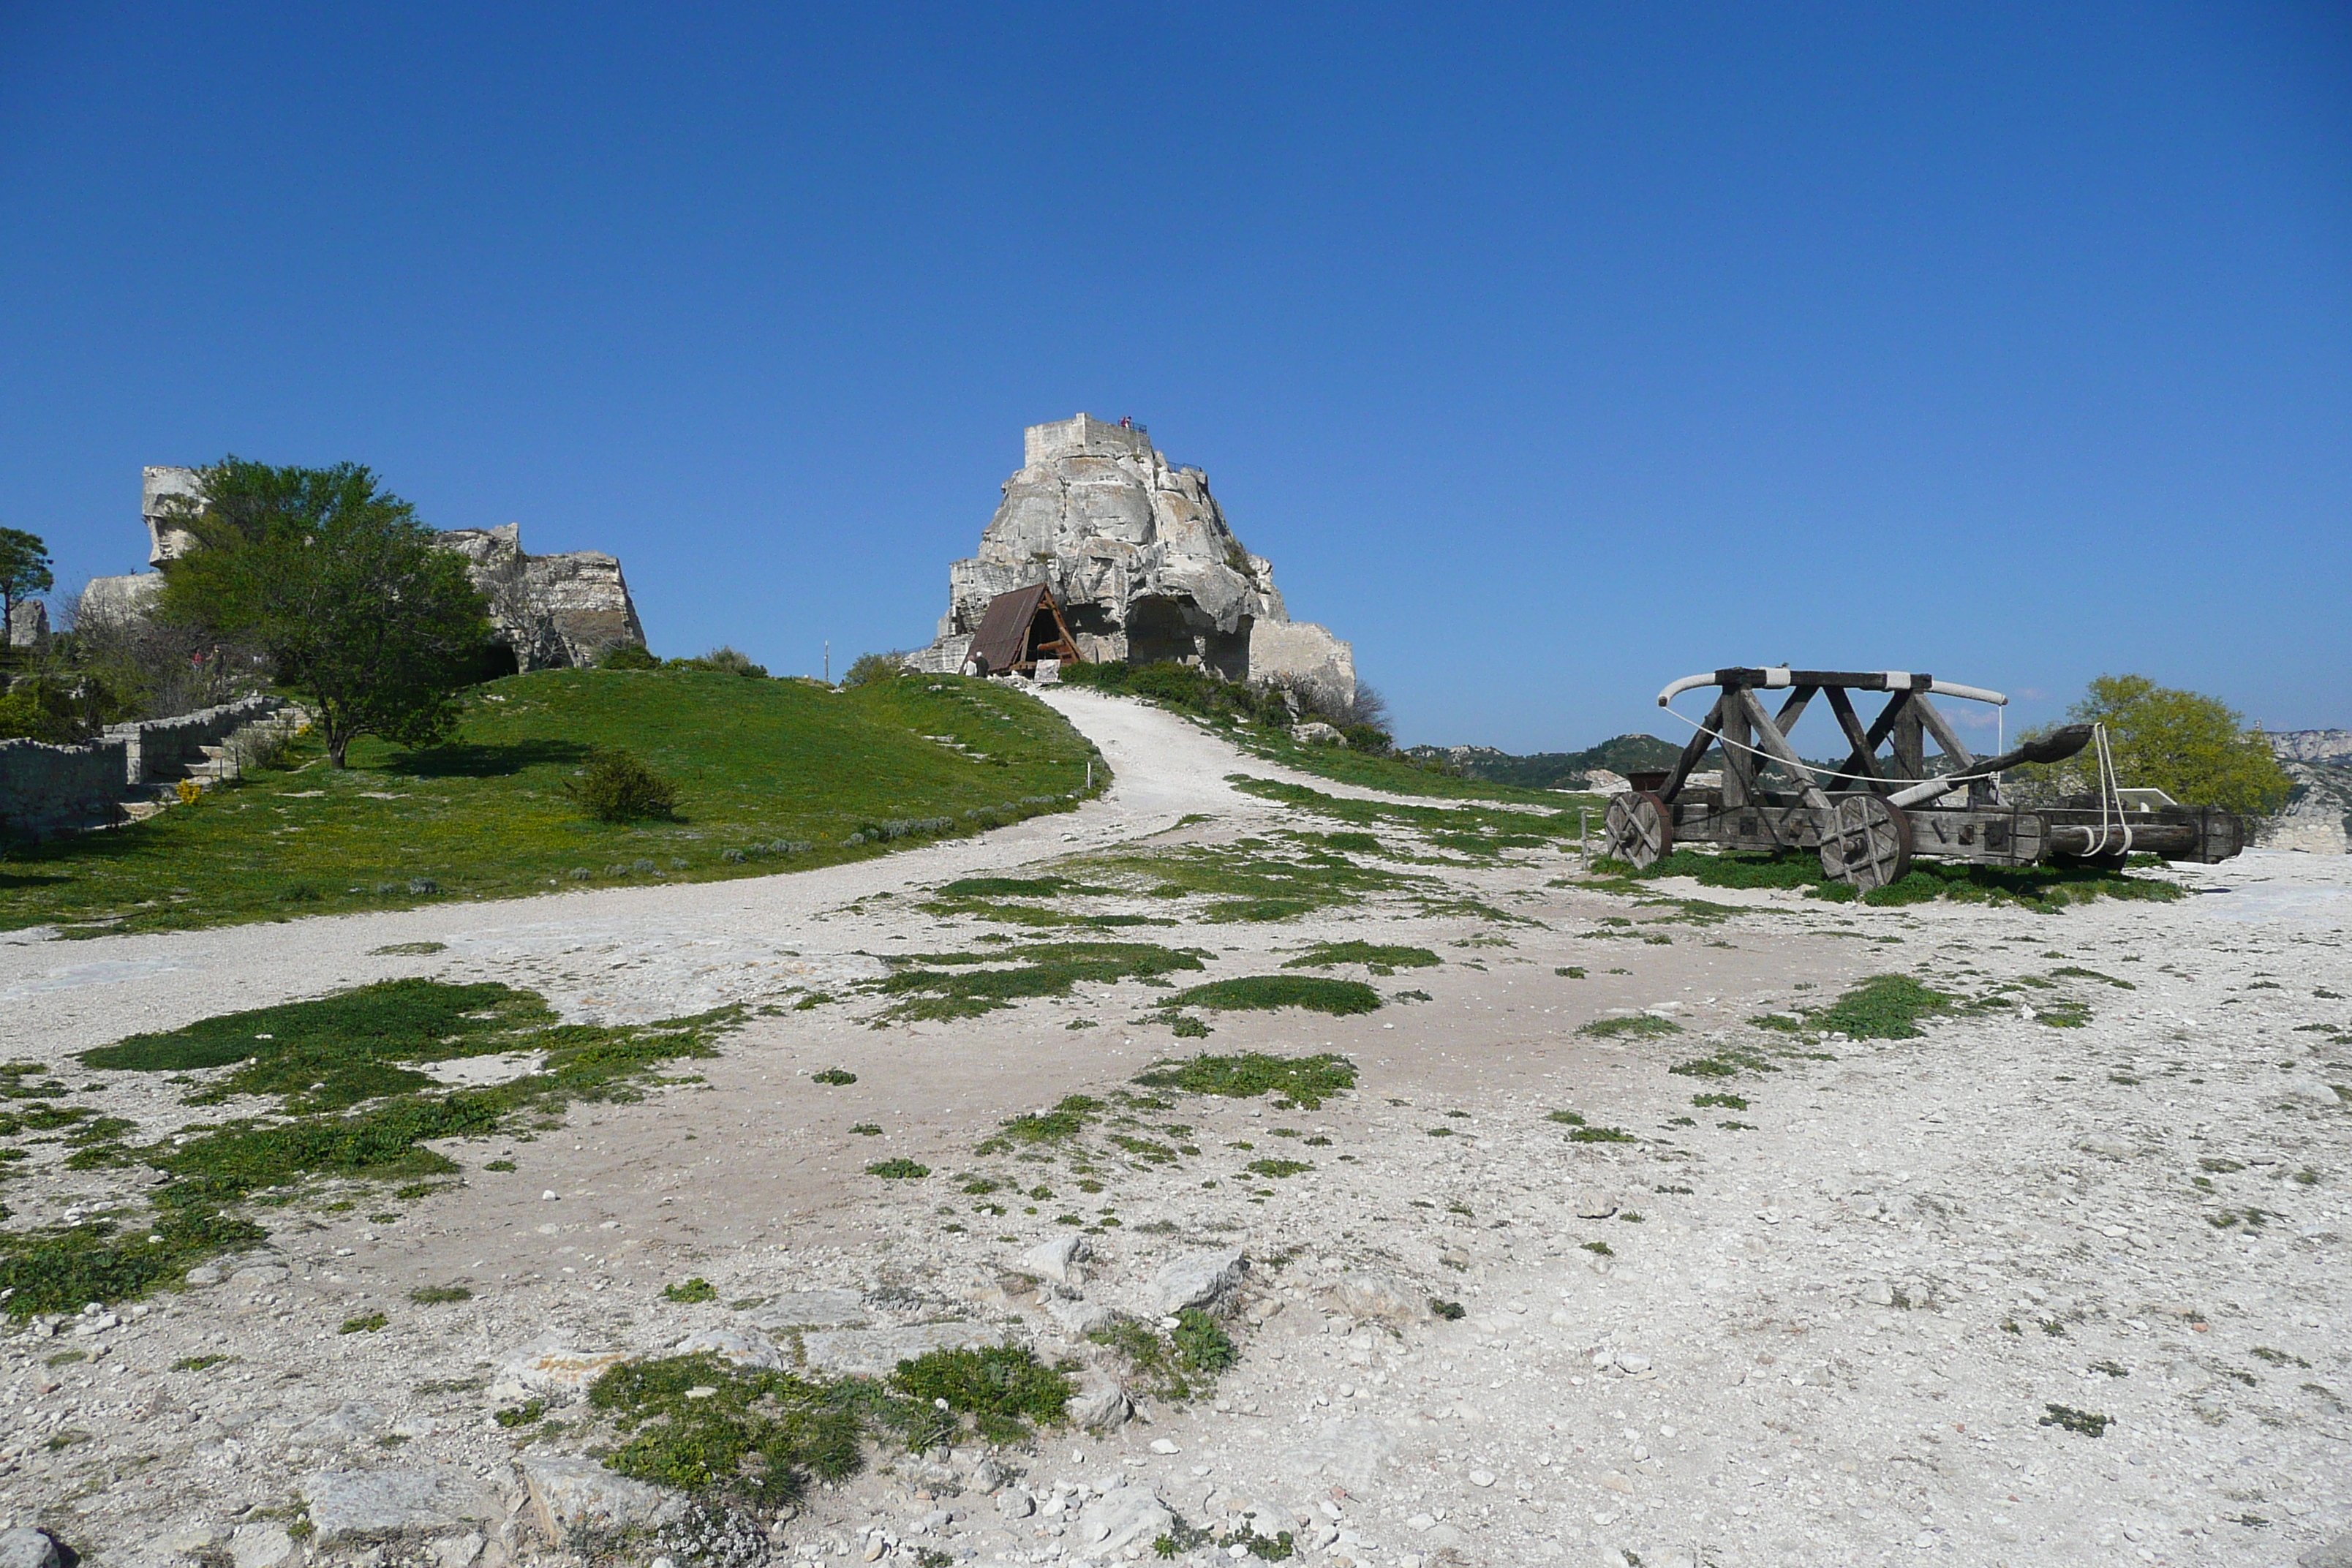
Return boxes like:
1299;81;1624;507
965;583;1082;674
967;584;1049;674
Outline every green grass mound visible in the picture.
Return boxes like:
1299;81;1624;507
1754;973;1956;1040
83;978;554;1112
1132;1052;1357;1109
587;1354;869;1512
1164;976;1383;1017
874;943;1207;1022
2;979;736;1316
1281;941;1440;974
3;667;1102;938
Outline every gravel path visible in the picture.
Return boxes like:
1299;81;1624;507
2;691;2346;1568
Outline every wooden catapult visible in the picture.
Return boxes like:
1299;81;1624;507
1601;668;2249;891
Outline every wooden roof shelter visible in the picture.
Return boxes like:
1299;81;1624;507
964;583;1085;676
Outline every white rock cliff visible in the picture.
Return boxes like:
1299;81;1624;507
913;415;1355;701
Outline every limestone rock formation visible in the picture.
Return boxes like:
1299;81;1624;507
2261;733;2352;854
913;415;1354;701
435;523;645;671
83;469;644;673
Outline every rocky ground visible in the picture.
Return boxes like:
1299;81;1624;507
1;688;2346;1568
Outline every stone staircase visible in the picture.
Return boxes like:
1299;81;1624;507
117;706;312;822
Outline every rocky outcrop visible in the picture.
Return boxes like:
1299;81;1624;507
5;599;46;651
435;523;644;671
90;470;644;673
2269;729;2352;764
913;415;1354;701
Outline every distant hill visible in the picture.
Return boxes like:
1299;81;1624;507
1402;734;1701;791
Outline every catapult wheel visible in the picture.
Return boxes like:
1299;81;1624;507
1818;794;1912;892
1603;790;1674;869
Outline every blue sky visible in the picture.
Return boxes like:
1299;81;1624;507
3;3;2345;752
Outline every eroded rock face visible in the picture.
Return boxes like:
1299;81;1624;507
120;470;645;671
914;415;1354;700
437;522;647;671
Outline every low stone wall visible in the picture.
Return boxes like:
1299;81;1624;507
0;693;287;837
108;694;286;784
0;735;132;837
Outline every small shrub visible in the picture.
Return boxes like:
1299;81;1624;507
340;1313;388;1334
812;1068;857;1085
494;1398;548;1428
564;747;679;823
889;1343;1073;1444
1576;1015;1683;1039
409;1284;472;1304
867;1158;930;1179
597;643;660;670
1133;1052;1356;1109
663;1277;718;1304
2039;1403;2111;1437
841;651;911;688
1164;976;1382;1016
1429;1299;1466;1320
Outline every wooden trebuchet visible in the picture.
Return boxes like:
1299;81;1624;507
1599;666;2250;887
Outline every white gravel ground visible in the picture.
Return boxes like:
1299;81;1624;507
1;687;2345;1568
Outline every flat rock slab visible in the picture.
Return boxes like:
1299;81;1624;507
1145;1248;1246;1315
301;1464;495;1543
1074;1485;1172;1554
743;1289;870;1330
0;1529;60;1568
672;1327;789;1369
521;1452;682;1539
799;1322;999;1376
1280;1417;1395;1490
1325;1270;1424;1324
490;1341;633;1403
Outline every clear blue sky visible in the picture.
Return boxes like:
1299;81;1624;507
4;3;2346;752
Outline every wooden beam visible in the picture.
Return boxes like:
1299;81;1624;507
1735;688;1833;813
1823;686;1884;793
1659;693;1727;803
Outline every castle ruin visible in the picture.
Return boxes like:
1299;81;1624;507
75;467;645;673
912;415;1356;700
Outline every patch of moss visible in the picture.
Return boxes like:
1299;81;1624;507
1575;1015;1682;1039
409;1284;472;1304
1132;1052;1356;1109
874;943;1207;1022
1245;1158;1312;1179
889;1343;1073;1445
1164;976;1382;1016
1087;1308;1237;1403
587;1353;868;1512
1281;941;1440;975
663;1277;718;1304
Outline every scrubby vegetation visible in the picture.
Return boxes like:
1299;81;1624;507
0;666;1103;937
872;942;1209;1022
564;746;679;821
1132;1052;1357;1109
0;979;737;1315
1163;976;1384;1016
1281;941;1440;974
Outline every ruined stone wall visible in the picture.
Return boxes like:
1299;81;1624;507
0;735;129;837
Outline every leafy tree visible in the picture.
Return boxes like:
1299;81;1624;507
840;650;910;687
0;527;53;650
156;459;492;767
2055;674;2292;815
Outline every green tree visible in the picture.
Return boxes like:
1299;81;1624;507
157;459;493;767
0;527;53;650
2059;674;2292;815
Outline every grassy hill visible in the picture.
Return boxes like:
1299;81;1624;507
0;668;1101;938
